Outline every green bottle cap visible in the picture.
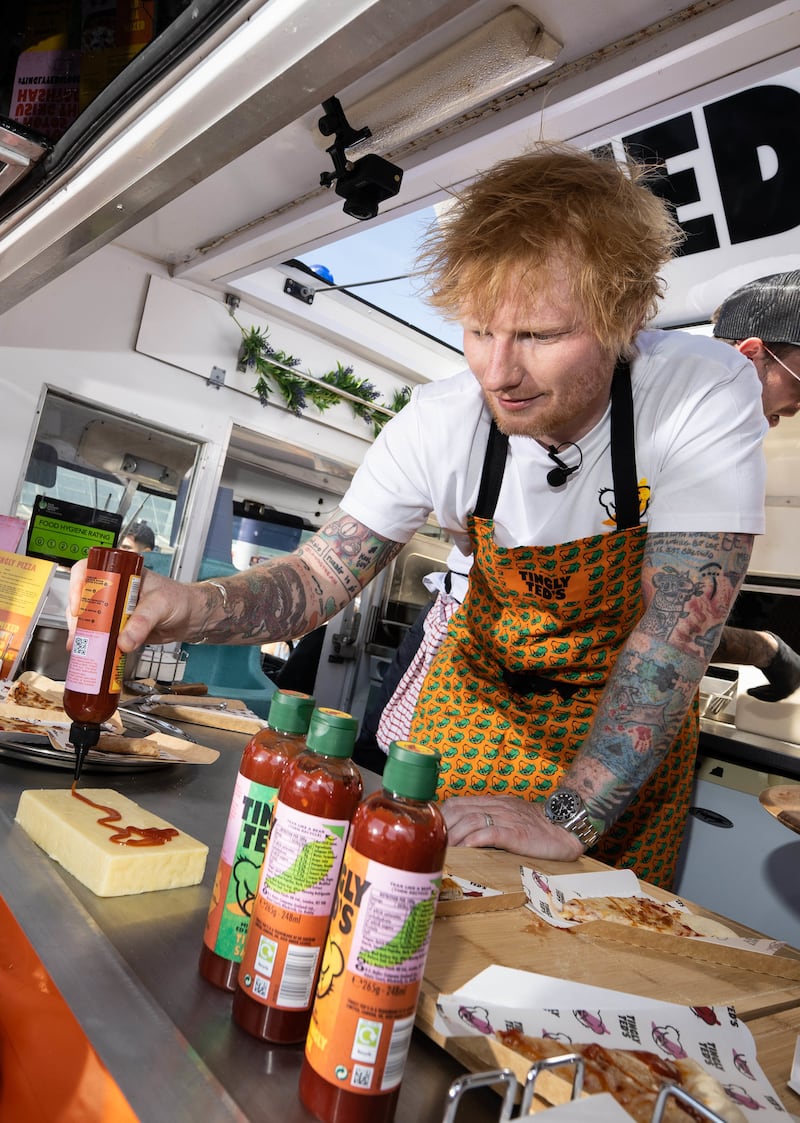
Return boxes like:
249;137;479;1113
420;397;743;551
305;707;358;758
383;741;441;801
267;689;316;734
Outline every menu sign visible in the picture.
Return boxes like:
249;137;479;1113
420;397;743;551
0;551;55;681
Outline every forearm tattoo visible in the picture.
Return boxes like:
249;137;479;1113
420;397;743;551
196;511;403;644
572;531;753;830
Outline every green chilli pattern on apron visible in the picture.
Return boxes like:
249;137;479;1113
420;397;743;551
409;514;698;889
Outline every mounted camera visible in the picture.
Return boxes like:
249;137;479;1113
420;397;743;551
318;96;403;221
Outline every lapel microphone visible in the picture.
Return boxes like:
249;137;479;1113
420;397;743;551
546;442;583;487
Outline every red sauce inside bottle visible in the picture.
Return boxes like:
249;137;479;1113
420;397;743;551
299;785;446;1123
70;783;178;847
231;750;363;1043
64;547;143;727
198;716;311;992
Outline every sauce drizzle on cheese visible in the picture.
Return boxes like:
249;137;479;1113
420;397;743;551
70;783;179;847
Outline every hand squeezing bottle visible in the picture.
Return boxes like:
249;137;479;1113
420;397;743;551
64;547;142;781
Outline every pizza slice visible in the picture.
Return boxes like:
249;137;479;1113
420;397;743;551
6;672;65;709
496;1030;746;1123
556;895;703;937
0;714;62;736
0;672;123;732
439;871;465;902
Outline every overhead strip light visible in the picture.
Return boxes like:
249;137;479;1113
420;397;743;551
317;6;562;160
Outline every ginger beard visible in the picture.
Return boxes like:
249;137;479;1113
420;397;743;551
460;272;618;446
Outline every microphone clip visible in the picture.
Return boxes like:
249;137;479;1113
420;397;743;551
546;443;582;487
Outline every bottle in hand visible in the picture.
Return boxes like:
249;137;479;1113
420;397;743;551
63;547;143;781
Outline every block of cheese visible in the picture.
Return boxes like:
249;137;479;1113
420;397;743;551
15;789;208;897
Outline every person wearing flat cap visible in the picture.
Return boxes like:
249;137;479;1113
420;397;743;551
713;269;800;430
709;269;800;701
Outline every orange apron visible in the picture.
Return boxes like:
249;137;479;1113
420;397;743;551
409;363;697;888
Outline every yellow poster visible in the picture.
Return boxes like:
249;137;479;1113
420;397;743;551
0;551;56;681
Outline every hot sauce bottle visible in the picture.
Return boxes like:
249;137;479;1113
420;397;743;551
64;547;143;781
299;741;446;1123
232;707;364;1044
199;689;317;992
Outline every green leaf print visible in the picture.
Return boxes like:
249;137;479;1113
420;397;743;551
357;892;436;967
264;835;335;894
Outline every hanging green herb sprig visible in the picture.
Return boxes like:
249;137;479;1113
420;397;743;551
233;318;409;435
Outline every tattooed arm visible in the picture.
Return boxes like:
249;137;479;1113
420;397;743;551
562;530;753;838
442;530;753;858
67;510;404;653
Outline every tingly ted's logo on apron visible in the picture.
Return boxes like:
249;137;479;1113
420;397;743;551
517;570;571;600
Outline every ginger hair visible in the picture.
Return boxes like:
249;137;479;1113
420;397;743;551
419;143;684;356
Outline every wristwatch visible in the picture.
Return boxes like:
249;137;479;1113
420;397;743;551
543;788;601;848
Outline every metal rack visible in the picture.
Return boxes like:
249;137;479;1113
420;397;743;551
129;642;187;685
442;1052;732;1123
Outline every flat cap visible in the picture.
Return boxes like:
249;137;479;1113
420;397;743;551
713;270;800;345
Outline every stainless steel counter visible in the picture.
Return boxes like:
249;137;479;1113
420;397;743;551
699;716;800;780
0;730;497;1123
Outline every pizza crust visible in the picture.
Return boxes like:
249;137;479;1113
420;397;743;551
6;672;67;709
673;1057;746;1122
0;703;71;727
439;873;465;902
93;733;162;758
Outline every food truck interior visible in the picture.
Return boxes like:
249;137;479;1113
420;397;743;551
0;0;799;1037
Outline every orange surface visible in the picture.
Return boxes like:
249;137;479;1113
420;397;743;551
0;896;139;1122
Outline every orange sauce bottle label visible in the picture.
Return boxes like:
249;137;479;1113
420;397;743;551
66;570;140;695
109;573;141;692
238;802;350;1010
304;846;440;1094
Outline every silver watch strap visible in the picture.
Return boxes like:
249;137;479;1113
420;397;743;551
564;808;600;848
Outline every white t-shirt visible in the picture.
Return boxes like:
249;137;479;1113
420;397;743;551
341;329;767;553
423;546;473;603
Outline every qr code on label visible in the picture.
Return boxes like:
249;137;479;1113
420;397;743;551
73;636;89;657
350;1065;373;1090
252;975;269;1000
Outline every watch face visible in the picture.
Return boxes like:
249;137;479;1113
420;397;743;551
546;788;581;822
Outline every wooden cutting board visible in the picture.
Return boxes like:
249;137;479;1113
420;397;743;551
418;848;800;1056
147;701;267;735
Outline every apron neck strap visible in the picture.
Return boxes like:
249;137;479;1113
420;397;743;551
473;355;639;527
609;357;639;529
474;418;509;519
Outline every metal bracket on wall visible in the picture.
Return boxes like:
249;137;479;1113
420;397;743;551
284;278;315;305
207;366;225;389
